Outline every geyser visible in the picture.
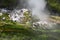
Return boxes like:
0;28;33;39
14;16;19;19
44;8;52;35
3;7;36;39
27;0;57;29
27;0;49;21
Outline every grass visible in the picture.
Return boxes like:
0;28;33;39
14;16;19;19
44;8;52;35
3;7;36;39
0;16;60;40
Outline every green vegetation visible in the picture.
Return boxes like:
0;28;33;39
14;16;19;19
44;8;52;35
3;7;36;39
47;0;60;14
0;0;60;40
0;16;60;40
0;12;60;40
0;11;32;28
0;0;18;9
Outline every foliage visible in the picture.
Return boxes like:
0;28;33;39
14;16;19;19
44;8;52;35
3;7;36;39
0;13;10;21
0;16;60;40
47;0;60;15
0;0;18;9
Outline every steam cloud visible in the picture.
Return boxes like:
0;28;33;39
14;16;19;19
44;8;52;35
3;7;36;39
27;0;49;21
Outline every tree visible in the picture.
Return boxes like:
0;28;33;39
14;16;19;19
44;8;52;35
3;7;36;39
46;0;60;15
0;0;18;10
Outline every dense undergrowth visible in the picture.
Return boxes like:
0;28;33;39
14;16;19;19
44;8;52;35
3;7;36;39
47;0;60;15
0;20;60;40
0;0;60;40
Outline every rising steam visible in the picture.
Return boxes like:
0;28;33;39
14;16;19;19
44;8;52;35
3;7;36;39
27;0;49;21
26;0;57;29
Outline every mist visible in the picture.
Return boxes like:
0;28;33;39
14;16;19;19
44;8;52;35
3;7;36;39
27;0;49;21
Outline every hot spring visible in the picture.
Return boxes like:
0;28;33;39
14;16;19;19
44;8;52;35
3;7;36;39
0;0;60;40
